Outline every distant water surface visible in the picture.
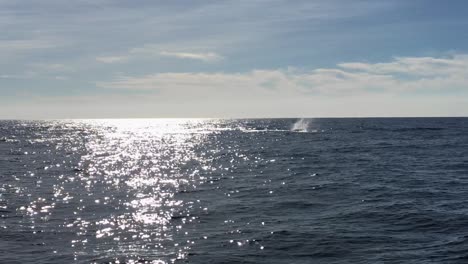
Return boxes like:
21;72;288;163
1;118;468;263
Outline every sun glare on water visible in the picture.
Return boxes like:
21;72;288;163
48;119;218;263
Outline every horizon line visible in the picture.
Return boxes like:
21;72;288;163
1;116;468;121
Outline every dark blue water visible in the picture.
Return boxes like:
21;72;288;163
1;118;468;263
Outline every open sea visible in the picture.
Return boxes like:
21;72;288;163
1;118;468;264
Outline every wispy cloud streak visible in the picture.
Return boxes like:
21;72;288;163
96;56;128;63
159;51;223;62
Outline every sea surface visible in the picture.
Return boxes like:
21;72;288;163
1;118;468;263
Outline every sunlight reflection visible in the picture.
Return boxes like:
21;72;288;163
59;119;219;262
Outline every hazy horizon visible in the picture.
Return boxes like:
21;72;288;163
1;116;468;121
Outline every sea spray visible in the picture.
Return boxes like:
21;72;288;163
291;118;310;132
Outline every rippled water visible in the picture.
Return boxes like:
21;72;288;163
1;118;468;263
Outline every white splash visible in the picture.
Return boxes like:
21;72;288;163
291;118;310;132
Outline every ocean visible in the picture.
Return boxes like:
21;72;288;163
1;118;468;263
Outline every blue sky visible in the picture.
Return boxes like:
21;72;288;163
1;0;468;118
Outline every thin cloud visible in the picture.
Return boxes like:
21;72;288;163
0;39;57;51
29;63;70;71
159;51;223;62
95;48;223;63
96;56;128;63
0;74;33;79
0;71;38;79
338;55;468;76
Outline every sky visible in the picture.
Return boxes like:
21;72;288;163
1;0;468;118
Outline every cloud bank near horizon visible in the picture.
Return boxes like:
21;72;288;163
97;54;468;98
2;54;467;119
